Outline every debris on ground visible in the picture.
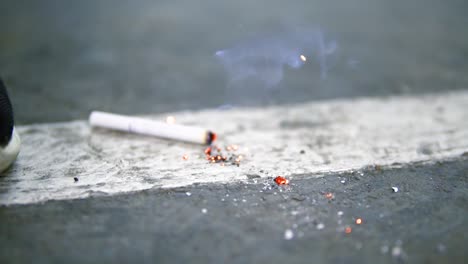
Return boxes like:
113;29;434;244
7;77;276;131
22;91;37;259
204;144;244;166
345;226;352;234
284;229;294;240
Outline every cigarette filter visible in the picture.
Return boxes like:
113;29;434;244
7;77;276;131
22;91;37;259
89;111;216;145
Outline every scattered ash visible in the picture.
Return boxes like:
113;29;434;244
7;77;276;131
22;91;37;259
204;144;245;167
174;156;464;260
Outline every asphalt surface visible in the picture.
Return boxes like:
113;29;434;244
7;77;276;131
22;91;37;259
1;0;468;124
1;157;467;263
0;1;468;263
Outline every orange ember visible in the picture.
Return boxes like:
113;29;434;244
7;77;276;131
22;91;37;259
204;144;244;166
204;147;212;156
325;192;334;199
274;176;289;185
356;218;362;225
345;227;352;234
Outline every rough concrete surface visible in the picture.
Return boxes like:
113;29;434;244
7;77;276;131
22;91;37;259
1;91;467;205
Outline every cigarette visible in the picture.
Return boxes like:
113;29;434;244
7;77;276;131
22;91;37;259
89;111;217;145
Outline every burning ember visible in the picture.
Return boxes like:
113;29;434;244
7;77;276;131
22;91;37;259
204;144;245;166
274;176;289;185
325;192;334;199
300;54;307;62
345;226;352;234
356;218;363;225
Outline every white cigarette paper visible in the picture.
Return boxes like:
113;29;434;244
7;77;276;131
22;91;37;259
89;111;216;145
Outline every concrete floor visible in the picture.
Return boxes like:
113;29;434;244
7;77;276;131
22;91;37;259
0;1;467;263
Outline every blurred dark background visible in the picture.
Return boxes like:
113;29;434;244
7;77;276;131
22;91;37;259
1;0;467;124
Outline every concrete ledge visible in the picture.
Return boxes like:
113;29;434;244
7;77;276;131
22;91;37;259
1;91;467;205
